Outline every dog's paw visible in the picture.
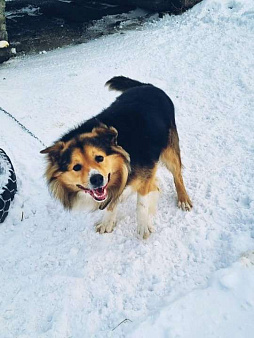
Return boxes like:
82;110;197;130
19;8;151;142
178;196;192;211
137;222;155;239
95;220;116;234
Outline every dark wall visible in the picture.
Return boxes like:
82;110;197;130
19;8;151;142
103;0;202;13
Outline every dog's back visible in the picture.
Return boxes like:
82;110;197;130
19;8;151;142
62;77;176;168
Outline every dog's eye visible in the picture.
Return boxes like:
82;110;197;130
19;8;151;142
95;155;104;163
73;164;82;171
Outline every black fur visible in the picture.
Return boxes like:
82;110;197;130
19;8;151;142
60;76;176;169
105;76;147;92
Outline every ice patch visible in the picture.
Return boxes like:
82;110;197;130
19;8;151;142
6;5;41;20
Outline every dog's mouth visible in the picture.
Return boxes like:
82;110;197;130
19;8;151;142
77;174;110;202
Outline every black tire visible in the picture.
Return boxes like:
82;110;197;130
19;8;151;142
0;149;17;223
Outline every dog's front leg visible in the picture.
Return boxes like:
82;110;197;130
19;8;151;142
96;205;118;234
137;192;157;239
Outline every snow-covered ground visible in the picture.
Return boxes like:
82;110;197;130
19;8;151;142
0;0;254;337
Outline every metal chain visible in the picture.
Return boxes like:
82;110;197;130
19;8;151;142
0;106;46;147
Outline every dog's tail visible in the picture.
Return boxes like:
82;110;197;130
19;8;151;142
105;76;147;93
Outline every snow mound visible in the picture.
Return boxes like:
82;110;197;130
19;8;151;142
125;256;254;338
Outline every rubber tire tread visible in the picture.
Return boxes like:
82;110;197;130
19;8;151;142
0;149;17;223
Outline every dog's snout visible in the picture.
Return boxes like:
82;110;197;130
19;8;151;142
90;174;104;188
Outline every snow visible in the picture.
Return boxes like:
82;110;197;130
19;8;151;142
0;0;254;337
126;253;254;338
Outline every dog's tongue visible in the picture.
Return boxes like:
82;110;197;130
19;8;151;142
89;186;108;201
77;180;109;202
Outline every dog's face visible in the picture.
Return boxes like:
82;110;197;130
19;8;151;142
58;144;111;202
41;125;130;206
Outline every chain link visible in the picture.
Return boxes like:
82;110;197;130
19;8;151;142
0;106;46;148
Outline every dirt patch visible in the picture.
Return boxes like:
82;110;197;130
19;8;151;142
5;0;152;55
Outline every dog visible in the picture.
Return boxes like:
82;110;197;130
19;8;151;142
40;76;192;238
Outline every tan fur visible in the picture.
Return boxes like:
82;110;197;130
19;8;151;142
129;165;159;196
58;146;110;189
99;154;129;210
42;133;130;210
44;158;79;209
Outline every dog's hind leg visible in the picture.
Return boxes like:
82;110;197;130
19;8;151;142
161;128;192;211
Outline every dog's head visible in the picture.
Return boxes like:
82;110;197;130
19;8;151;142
41;125;130;209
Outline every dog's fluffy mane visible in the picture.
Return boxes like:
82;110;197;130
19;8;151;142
42;125;131;210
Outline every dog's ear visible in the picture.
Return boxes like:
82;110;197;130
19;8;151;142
40;141;65;160
92;125;118;146
92;124;130;165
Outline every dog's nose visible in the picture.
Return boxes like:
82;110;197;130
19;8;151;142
90;174;104;188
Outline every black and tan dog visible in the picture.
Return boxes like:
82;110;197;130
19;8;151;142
41;76;192;238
